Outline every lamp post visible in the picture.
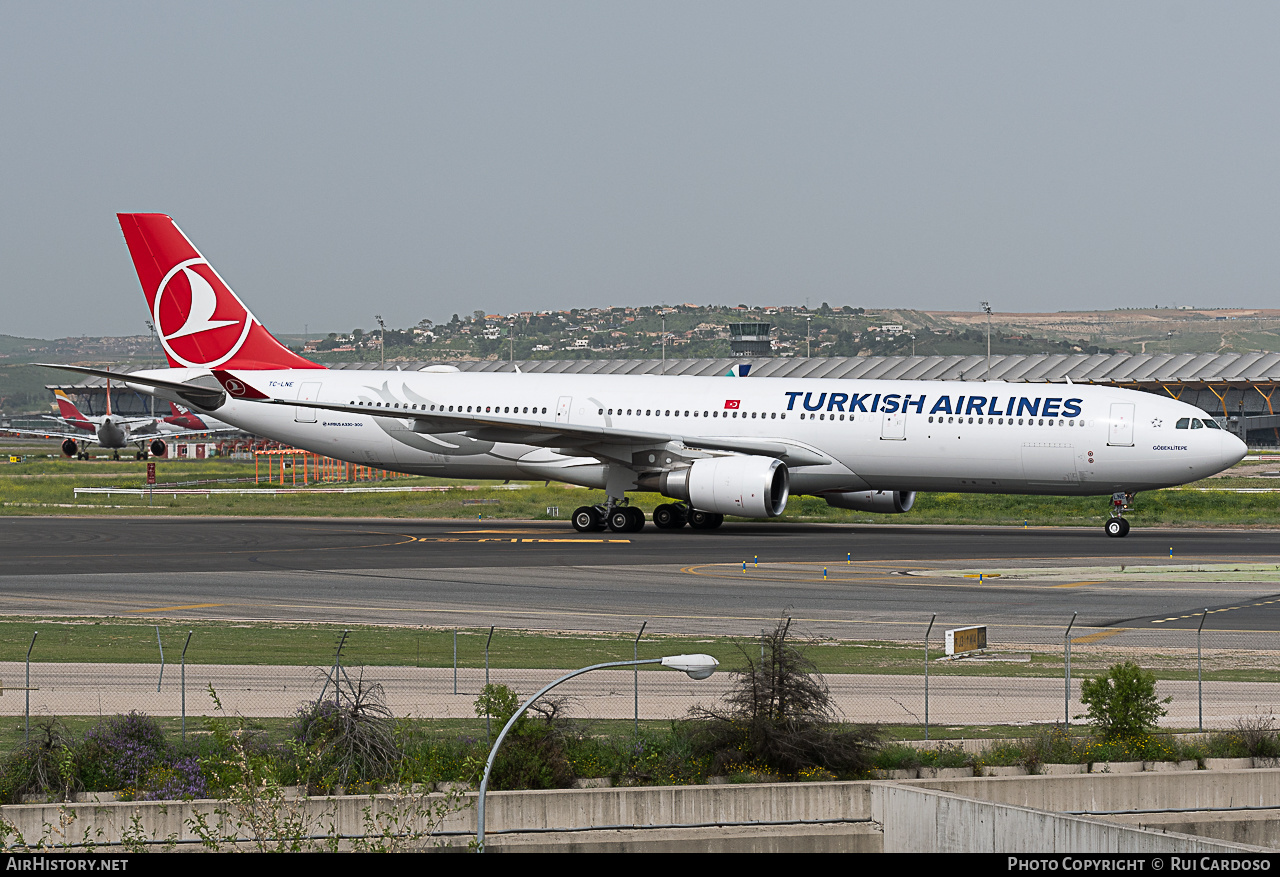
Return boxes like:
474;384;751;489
806;317;812;358
980;301;992;380
476;654;719;851
375;314;386;367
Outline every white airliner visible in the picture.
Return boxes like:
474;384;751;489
11;387;223;460
43;214;1246;536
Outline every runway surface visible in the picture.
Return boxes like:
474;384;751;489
3;517;1280;644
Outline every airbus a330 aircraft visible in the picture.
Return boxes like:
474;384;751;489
43;214;1246;536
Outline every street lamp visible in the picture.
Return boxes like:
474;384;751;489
375;315;386;367
476;653;719;851
806;317;812;358
980;301;993;380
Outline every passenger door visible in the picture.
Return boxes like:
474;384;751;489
1108;402;1134;447
295;382;322;423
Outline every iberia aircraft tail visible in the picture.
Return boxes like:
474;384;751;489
117;214;323;371
53;390;94;431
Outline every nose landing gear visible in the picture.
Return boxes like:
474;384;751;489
1105;492;1134;537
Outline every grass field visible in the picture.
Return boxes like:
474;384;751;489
0;617;1271;684
2;446;1278;527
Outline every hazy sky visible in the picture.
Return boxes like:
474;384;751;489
4;2;1280;338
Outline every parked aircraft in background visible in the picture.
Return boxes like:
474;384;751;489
158;402;238;436
42;214;1247;534
13;386;234;460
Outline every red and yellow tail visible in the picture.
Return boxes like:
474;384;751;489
53;390;94;431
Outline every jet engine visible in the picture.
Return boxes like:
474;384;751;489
649;455;789;518
824;490;916;514
61;439;78;457
149;439;168;458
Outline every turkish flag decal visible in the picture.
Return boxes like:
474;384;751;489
724;400;741;409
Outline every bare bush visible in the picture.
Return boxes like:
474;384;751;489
683;618;880;778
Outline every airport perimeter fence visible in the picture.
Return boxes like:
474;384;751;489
0;618;1277;752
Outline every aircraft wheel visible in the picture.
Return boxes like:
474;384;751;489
688;510;717;530
653;504;683;529
1119;518;1130;536
608;508;644;533
626;507;646;532
1105;518;1128;538
572;506;602;533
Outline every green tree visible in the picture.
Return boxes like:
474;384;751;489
1078;662;1170;740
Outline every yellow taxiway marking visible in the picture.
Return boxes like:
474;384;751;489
128;604;226;614
1050;581;1105;589
418;536;630;544
449;529;555;535
8;530;419;561
1071;629;1128;644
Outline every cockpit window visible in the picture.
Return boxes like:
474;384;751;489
1191;419;1203;429
1203;418;1222;429
1176;418;1190;429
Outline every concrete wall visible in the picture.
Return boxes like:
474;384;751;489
0;782;875;852
872;784;1267;854
910;769;1280;813
3;772;1278;853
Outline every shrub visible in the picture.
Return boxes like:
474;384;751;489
1019;725;1084;771
293;678;400;790
872;743;922;771
684;619;880;778
474;684;574;791
0;719;79;803
1078;662;1170;741
1230;715;1280;759
79;712;172;794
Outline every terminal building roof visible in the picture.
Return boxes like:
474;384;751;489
319;352;1280;386
49;352;1280;388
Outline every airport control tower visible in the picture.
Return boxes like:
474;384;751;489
729;323;772;357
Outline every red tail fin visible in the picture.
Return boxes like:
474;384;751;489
54;391;94;431
117;214;323;371
165;402;205;429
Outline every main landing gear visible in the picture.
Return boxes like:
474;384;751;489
572;503;646;533
570;501;726;533
654;502;723;530
1105;491;1134;538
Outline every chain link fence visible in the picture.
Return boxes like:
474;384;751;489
0;617;1276;750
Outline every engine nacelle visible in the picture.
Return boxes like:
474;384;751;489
824;490;916;514
149;439;168;458
61;439;78;457
653;455;789;518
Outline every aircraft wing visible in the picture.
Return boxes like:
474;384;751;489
37;364;226;409
213;371;832;467
150;426;240;441
2;425;103;446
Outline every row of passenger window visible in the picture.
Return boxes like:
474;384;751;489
349;401;550;415
599;408;782;420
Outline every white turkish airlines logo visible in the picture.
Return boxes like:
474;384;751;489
153;258;255;368
222;378;248;398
